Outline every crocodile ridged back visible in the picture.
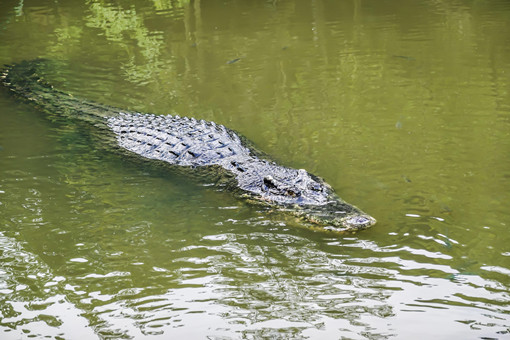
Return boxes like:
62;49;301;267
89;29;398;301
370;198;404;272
107;112;252;167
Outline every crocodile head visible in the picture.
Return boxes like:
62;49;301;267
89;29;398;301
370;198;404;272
244;167;376;233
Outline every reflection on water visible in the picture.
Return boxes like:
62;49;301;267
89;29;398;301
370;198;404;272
1;0;510;338
0;231;96;339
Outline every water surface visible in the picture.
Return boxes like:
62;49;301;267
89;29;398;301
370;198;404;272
0;0;509;338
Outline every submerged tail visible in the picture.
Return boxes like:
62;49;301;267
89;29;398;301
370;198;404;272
1;59;117;124
1;59;66;102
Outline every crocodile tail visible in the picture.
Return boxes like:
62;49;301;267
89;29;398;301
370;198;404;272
1;59;117;123
1;59;55;100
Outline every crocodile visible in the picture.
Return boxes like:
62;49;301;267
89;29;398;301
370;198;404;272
1;59;376;233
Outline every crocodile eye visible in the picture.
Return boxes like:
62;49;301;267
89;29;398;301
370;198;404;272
307;183;322;192
285;189;300;197
263;176;278;190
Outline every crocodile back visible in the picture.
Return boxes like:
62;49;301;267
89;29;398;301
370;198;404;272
108;112;252;167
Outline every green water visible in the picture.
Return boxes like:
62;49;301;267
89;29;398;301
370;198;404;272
0;0;509;338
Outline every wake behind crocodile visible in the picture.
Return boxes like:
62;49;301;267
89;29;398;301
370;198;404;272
1;59;375;233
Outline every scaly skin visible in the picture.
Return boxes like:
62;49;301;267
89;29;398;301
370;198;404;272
1;59;376;233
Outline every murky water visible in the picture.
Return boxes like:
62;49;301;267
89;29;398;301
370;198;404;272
1;0;509;338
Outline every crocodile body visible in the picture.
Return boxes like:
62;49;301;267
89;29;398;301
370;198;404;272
1;59;375;233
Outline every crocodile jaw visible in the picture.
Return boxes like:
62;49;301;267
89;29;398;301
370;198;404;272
330;214;376;233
